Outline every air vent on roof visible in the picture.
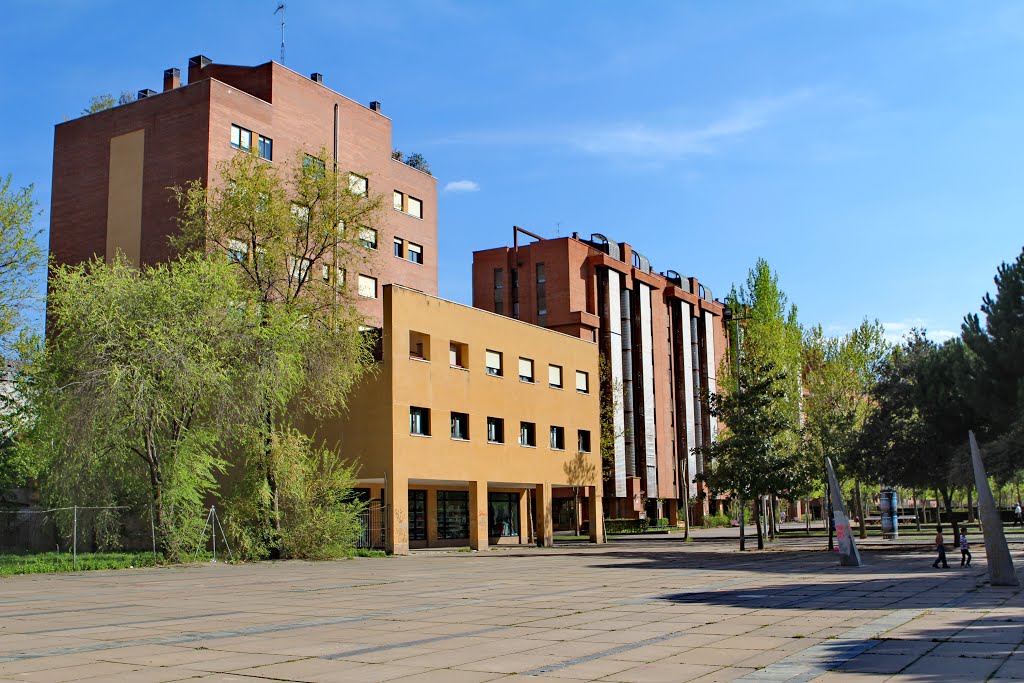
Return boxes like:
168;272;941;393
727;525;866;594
370;101;382;112
163;67;181;91
310;72;323;84
137;89;158;99
188;55;212;69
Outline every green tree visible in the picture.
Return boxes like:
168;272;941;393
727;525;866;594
173;148;383;556
0;175;43;348
21;256;248;559
962;246;1024;479
82;91;135;115
403;153;431;174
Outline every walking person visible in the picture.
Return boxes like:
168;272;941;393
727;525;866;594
959;527;971;567
932;525;950;569
1014;502;1022;528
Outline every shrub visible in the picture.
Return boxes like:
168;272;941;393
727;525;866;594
605;518;648;534
702;512;730;528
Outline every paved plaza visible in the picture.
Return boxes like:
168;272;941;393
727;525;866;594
1;538;1023;682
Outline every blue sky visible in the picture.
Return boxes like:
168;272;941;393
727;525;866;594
5;1;1023;342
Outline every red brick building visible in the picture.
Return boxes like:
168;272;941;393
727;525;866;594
49;55;437;325
473;229;730;524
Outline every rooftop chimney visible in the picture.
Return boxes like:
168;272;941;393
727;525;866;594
310;72;323;84
163;67;181;92
137;89;158;99
188;55;212;69
370;101;382;112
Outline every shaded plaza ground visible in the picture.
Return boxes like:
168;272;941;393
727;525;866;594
1;537;1023;682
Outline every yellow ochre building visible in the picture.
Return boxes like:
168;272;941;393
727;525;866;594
324;286;604;554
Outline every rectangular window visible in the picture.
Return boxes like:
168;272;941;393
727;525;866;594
393;190;404;211
575;370;590;394
578;429;592;453
518;357;534;383
407;242;423;264
409;331;430;360
548;364;563;389
488;492;520;538
437;491;469;539
230;124;252;151
358;227;378;250
519;421;536;447
536;262;547;324
227;238;248;264
487;417;504;444
450;412;469;440
407;196;423;219
258;134;272;160
449;341;467;368
303;154;325;176
493;268;504;315
291;203;309;224
357;274;377;299
485;350;503;377
550;425;565;450
393;238;404;258
409;490;427;541
349;173;368;196
410;406;430;436
288;255;312;283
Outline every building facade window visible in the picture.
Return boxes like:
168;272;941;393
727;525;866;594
303;154;325;177
407;196;423;219
358;227;378;250
437;491;469;539
409;330;429;360
576;370;590;394
408;242;423;264
578;429;592;453
518;357;534;383
257;135;273;160
227;238;248;264
550;425;565;450
493;268;504;315
485;350;503;377
449;341;467;368
408;490;427;541
450;412;469;440
393;238;404;258
548;364;563;389
487;417;504;444
410;407;430;436
488;492;519;537
536;262;547;325
393;190;404;211
288;255;312;283
348;173;368;196
357;274;377;298
230;124;252;151
519;421;536;447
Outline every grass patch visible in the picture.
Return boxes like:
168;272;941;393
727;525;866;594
0;551;161;577
343;548;387;558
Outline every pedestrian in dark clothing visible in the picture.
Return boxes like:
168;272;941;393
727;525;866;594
959;528;971;567
932;525;950;568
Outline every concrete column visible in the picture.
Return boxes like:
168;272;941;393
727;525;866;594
518;490;529;544
536;482;553;547
386;475;409;556
667;499;679;527
426;488;438;547
589;486;605;543
469;480;489;551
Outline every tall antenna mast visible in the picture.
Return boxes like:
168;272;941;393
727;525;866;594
274;3;286;64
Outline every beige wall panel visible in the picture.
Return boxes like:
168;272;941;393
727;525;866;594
105;129;145;265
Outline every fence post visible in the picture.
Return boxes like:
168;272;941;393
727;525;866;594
72;505;77;571
150;504;157;561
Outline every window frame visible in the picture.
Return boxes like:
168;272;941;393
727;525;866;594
357;274;378;299
348;173;368;197
407;242;423;264
393;238;404;258
409;406;431;436
519;421;536;448
486;417;505;444
518;357;534;383
257;134;273;160
576;370;590;394
578;429;592;453
230;124;252;151
550;425;565;451
358;226;378;250
485;350;503;377
450;412;470;441
548;364;563;389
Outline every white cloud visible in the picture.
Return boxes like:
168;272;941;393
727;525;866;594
444;180;480;193
881;318;957;345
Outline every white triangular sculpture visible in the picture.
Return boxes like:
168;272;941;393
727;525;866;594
968;431;1019;587
826;457;863;567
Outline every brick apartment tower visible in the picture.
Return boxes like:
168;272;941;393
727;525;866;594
473;229;730;523
49;55;437;325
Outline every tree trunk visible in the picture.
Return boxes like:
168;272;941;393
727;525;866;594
913;490;922;531
826;479;834;551
855;480;867;539
805;498;811;535
755;497;764;550
940;487;955;530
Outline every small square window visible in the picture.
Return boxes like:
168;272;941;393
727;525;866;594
230;124;252;151
575;370;589;394
358;227;377;250
485;350;503;377
303;155;325;177
450;412;469;440
550;425;565;450
408;242;423;264
407;196;423;219
258;135;273;160
519;421;536;447
227;238;248;264
291;203;309;224
357;274;377;299
487;417;504;444
449;341;467;368
519;357;534;383
578;430;592;453
349;173;368;196
548;364;563;389
393;190;404;211
393;238;404;258
288;255;312;283
410;407;430;436
409;331;430;361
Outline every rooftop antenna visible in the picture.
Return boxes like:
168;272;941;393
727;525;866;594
274;3;286;64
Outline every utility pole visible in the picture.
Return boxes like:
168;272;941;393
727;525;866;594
275;4;286;64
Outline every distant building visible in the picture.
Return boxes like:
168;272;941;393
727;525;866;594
49;54;437;325
473;229;730;524
323;285;604;554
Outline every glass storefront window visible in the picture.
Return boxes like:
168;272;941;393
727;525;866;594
437;490;469;539
409;490;426;541
488;492;519;537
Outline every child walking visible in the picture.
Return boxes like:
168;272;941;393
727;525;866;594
932;525;950;569
959;527;971;567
